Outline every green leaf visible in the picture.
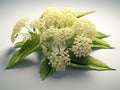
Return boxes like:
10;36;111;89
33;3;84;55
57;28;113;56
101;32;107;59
6;39;40;68
40;58;55;80
69;55;115;70
92;45;112;49
92;38;112;49
19;39;39;53
96;32;108;39
14;40;26;48
77;11;95;18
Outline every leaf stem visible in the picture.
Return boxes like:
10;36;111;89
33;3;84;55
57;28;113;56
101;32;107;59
57;45;61;52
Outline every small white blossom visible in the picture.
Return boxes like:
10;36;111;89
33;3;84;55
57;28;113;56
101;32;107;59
42;7;78;28
48;50;71;71
72;19;97;40
71;35;92;57
11;17;29;42
29;18;45;32
42;7;62;28
53;27;74;45
40;26;55;41
60;13;77;28
60;8;78;27
40;27;74;45
62;8;79;16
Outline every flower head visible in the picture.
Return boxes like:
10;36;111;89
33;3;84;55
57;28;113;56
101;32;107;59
42;7;78;28
59;8;78;27
62;8;79;16
48;50;71;71
11;17;29;42
53;27;74;45
72;19;97;40
71;35;92;57
40;26;56;42
29;18;45;32
42;7;62;28
40;27;74;45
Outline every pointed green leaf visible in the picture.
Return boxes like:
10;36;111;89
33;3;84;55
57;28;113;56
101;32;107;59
6;39;40;68
92;38;112;49
69;55;115;70
92;45;112;49
28;31;39;39
77;11;95;18
69;63;114;70
96;32;108;39
40;58;55;80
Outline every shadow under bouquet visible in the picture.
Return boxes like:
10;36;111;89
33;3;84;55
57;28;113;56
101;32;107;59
6;7;115;80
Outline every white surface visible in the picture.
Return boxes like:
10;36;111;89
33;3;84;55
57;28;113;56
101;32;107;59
0;0;120;90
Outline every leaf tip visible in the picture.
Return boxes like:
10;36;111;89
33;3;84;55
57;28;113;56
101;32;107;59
109;68;116;70
5;66;10;69
110;46;114;49
41;78;45;80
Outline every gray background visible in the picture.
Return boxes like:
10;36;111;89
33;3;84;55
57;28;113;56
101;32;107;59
0;0;120;90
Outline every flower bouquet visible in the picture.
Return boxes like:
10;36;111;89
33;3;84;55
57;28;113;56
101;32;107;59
6;7;115;80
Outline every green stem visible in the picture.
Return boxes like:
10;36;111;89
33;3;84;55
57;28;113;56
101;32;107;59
25;25;32;32
57;45;61;52
42;42;53;52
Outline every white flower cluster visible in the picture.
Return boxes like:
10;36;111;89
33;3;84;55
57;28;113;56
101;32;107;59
72;19;97;40
53;27;74;45
11;17;29;42
48;51;70;71
62;8;79;16
29;18;45;32
60;8;78;27
42;7;62;28
40;27;74;45
11;7;98;72
40;26;56;41
71;35;92;57
39;7;97;71
42;7;78;28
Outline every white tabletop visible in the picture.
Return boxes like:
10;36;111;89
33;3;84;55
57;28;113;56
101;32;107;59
0;0;120;90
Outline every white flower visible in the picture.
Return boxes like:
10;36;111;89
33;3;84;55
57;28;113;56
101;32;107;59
62;8;79;16
29;18;45;32
42;7;62;28
59;8;78;27
53;27;74;45
40;27;74;45
72;19;97;40
60;13;77;28
71;35;92;57
11;17;29;42
48;50;71;71
42;7;78;28
40;26;55;41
